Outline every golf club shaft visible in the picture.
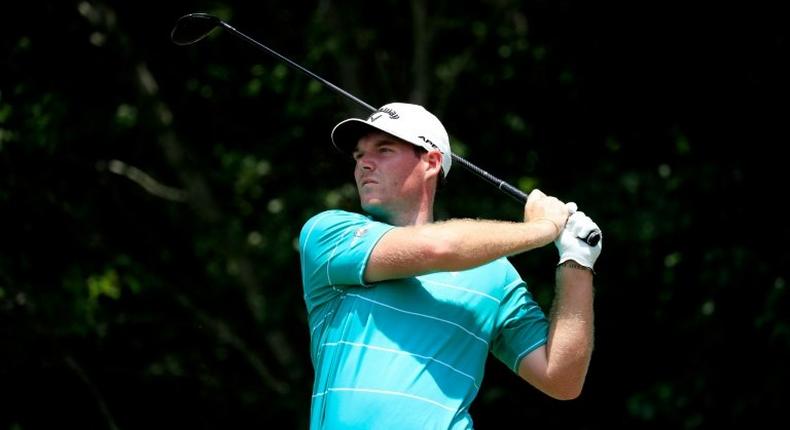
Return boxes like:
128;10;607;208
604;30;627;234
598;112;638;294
219;20;378;113
220;21;529;204
183;14;599;246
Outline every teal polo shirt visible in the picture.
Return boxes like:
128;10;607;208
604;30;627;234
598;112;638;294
299;210;548;429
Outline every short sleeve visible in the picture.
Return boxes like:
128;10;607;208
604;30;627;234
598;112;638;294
491;262;549;372
298;210;394;312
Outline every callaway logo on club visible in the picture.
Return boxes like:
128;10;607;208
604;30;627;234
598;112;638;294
371;106;399;120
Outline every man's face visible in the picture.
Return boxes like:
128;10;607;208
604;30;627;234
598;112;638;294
352;132;428;218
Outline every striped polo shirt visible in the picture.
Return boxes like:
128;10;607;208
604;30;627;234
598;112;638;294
299;210;548;429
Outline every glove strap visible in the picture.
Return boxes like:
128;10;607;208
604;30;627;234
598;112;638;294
557;260;596;275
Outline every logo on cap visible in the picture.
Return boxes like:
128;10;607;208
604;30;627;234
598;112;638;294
418;136;440;151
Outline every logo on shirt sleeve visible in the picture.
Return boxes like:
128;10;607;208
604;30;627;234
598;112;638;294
350;226;370;247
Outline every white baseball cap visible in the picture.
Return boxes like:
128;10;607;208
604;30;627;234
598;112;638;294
331;102;453;177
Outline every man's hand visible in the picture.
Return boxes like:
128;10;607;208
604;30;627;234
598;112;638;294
525;189;570;241
555;210;602;270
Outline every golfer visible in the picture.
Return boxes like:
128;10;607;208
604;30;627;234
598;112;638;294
299;102;602;429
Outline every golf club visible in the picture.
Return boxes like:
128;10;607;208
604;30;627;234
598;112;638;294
170;12;601;246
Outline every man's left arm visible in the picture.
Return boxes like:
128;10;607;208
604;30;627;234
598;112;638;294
517;210;602;400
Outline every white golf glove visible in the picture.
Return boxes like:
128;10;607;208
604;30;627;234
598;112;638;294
555;204;602;270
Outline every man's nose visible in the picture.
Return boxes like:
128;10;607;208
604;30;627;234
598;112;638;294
356;155;374;171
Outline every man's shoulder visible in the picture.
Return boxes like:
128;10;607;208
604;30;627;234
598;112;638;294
298;209;393;259
299;209;376;241
301;209;367;230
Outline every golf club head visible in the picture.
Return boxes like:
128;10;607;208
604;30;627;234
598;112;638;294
171;13;222;46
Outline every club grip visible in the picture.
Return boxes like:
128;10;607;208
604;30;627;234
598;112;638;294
584;231;601;247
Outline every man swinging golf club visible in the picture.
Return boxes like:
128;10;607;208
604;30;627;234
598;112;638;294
299;102;602;429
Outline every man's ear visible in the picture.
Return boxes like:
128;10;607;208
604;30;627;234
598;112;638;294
424;150;443;178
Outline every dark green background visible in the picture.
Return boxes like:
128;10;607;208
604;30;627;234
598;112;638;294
2;1;787;428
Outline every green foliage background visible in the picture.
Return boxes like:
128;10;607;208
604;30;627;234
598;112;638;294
1;1;787;428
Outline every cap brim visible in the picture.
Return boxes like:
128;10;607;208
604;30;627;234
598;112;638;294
331;119;384;153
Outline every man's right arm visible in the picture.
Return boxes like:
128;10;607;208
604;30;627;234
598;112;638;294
364;189;568;283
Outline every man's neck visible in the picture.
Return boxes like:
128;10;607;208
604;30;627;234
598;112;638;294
388;207;433;226
368;199;434;226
